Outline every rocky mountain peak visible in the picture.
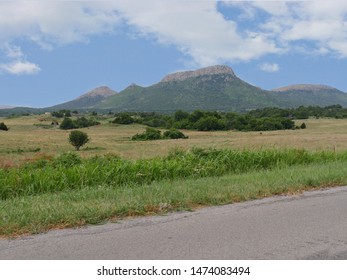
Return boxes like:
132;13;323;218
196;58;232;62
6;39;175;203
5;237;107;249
161;65;236;83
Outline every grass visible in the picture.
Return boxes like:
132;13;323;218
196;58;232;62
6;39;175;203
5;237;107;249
1;148;345;200
2;115;347;167
1;160;347;237
2;115;347;237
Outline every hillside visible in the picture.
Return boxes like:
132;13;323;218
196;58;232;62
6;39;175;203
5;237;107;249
272;84;347;107
47;86;117;110
99;65;280;112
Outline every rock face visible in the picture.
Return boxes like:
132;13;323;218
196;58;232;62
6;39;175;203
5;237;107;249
161;65;236;83
273;84;337;92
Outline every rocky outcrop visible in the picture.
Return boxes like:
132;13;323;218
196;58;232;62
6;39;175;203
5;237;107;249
161;65;236;83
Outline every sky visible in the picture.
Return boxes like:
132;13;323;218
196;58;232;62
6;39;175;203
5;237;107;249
1;0;347;108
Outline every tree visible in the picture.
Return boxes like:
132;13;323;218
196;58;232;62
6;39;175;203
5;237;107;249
68;130;89;150
194;116;226;131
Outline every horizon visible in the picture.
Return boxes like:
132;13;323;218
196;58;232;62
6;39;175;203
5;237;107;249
1;1;347;107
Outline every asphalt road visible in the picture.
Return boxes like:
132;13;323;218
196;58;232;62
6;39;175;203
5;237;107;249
1;186;347;259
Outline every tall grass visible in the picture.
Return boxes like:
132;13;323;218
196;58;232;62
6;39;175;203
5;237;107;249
1;148;347;200
2;160;347;237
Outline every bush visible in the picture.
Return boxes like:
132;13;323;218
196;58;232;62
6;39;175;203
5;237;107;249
132;127;162;141
113;113;134;124
163;129;188;139
68;130;90;150
0;122;9;131
60;117;76;130
60;117;100;130
300;122;307;129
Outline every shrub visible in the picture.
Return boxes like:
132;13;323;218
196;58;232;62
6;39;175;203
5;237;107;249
68;130;90;150
300;122;307;129
60;117;100;130
60;117;76;130
0;122;9;131
113;113;134;124
132;127;162;141
163;129;188;139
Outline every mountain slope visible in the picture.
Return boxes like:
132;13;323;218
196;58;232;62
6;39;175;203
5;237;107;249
100;66;280;112
272;84;347;107
48;86;117;110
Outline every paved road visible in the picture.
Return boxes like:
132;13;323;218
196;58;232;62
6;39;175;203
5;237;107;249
1;186;347;259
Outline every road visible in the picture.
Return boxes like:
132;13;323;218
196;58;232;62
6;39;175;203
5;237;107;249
1;186;347;259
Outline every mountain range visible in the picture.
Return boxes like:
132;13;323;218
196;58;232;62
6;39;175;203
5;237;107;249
2;65;347;114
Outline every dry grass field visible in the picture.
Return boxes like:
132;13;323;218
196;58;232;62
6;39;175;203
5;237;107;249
1;114;347;168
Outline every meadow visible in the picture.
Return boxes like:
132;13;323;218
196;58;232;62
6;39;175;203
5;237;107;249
1;114;347;237
1;114;347;166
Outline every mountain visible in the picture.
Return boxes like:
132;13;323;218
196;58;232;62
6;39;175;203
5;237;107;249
2;66;347;115
47;86;117;110
272;84;347;108
99;65;281;112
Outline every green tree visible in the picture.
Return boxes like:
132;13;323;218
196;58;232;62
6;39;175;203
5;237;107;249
194;116;226;131
68;130;90;150
174;110;189;122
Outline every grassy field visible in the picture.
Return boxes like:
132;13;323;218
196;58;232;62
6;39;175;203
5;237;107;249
1;115;347;167
1;114;347;237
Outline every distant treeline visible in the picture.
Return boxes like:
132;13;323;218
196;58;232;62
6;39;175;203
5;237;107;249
113;110;298;131
248;104;347;119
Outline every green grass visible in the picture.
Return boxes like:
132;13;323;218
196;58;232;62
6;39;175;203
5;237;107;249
1;160;347;237
2;147;347;237
1;148;346;199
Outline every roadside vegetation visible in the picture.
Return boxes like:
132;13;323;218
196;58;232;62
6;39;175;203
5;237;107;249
1;149;347;237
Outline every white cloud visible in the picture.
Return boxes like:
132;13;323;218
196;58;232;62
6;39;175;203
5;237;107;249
109;0;280;66
0;61;41;75
0;0;347;72
247;1;347;58
259;63;279;73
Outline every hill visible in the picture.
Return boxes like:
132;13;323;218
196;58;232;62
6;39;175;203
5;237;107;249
99;65;281;112
2;66;347;114
47;86;117;110
272;84;347;107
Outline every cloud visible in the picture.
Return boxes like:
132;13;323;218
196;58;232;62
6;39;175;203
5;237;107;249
0;1;281;68
0;61;41;75
259;63;279;73
0;2;121;47
0;0;347;72
109;0;280;66
246;1;347;58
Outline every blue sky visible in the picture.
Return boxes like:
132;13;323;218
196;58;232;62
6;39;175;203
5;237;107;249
1;0;347;107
